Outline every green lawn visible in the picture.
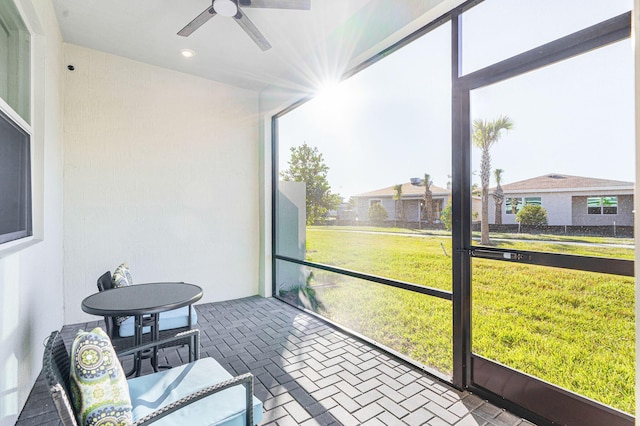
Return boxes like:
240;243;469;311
293;226;635;414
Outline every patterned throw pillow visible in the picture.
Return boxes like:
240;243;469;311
112;262;133;288
69;327;132;426
112;263;134;326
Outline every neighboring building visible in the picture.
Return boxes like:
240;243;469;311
353;173;634;228
490;173;634;226
336;202;356;221
352;182;483;225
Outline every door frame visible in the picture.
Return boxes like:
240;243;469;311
450;9;634;426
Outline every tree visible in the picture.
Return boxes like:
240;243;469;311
368;203;388;225
281;143;341;225
422;174;434;224
348;196;357;210
472;116;514;245
509;197;520;214
471;183;481;197
441;201;452;231
493;168;505;225
393;184;405;225
516;204;548;226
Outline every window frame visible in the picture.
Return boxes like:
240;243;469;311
0;0;34;252
588;196;619;215
505;197;521;214
271;3;634;425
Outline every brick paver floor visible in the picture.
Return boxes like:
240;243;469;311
17;296;537;426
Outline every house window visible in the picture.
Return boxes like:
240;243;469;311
505;197;541;214
369;200;381;207
587;196;618;215
0;1;32;245
505;197;520;214
0;0;31;123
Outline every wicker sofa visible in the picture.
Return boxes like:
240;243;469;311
43;329;263;425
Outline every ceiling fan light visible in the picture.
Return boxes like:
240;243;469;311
213;0;238;17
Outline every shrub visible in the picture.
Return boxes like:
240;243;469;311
368;203;388;225
516;204;548;225
441;202;452;231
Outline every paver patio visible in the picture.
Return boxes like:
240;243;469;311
17;296;536;426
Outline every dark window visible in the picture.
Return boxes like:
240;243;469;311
0;109;31;244
587;196;618;215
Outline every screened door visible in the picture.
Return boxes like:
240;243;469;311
456;4;634;424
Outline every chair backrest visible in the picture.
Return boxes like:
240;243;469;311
97;271;113;292
96;271;119;337
43;331;79;426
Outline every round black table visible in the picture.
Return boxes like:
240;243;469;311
82;282;203;375
82;282;203;316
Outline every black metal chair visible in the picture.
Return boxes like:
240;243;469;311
43;330;259;425
96;271;199;375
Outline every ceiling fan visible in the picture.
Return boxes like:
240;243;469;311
177;0;311;51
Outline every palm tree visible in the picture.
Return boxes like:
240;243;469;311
472;116;513;245
493;168;504;225
422;174;434;225
393;184;405;225
510;197;520;214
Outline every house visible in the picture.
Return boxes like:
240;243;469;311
489;173;634;226
1;1;638;425
352;182;481;225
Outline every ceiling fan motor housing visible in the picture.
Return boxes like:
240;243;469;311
213;0;238;17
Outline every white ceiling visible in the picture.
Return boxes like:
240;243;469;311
52;0;383;92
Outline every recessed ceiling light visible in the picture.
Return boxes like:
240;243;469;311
180;49;195;58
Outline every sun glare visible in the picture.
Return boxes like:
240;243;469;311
309;80;359;125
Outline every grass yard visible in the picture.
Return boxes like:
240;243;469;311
293;226;635;414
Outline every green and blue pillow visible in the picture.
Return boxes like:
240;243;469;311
69;327;132;426
111;263;133;326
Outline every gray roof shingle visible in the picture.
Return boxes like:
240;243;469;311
354;182;450;198
497;173;633;192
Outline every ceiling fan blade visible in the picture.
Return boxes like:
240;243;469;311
177;6;217;37
233;10;272;51
238;0;311;10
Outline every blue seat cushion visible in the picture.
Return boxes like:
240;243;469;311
127;357;263;425
118;306;197;338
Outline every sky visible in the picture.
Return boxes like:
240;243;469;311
278;0;634;200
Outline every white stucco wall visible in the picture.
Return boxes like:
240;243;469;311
489;191;634;226
571;194;634;226
0;1;65;424
62;44;260;324
492;192;572;225
276;181;307;291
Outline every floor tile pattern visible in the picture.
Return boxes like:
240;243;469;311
16;296;536;426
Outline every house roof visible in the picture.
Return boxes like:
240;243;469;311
353;182;450;198
355;173;634;199
495;173;634;193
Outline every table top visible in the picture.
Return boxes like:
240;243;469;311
81;282;203;316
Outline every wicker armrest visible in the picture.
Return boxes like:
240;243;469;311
133;372;254;426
